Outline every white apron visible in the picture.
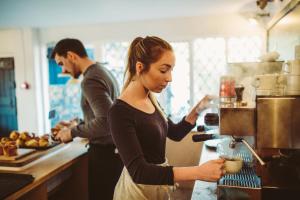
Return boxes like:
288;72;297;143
113;159;175;200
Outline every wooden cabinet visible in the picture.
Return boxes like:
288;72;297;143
3;139;88;200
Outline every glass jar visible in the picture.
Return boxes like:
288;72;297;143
219;76;236;107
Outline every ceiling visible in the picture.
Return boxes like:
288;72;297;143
0;0;271;28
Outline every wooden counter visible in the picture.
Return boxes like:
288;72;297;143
1;138;88;200
191;144;219;200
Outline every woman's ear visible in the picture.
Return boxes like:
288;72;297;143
135;61;144;76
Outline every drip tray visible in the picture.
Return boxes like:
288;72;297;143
218;165;261;188
217;165;262;200
0;173;34;199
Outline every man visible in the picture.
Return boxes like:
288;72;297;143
51;38;123;200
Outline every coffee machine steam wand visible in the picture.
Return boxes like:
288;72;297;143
229;135;266;166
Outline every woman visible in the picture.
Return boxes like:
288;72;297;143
108;36;225;200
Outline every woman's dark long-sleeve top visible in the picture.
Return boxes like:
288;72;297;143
108;99;195;185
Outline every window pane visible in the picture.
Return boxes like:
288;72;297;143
193;38;227;124
102;42;129;89
167;42;190;121
193;38;227;98
227;36;263;62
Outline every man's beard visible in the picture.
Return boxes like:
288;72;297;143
73;72;80;79
71;62;81;79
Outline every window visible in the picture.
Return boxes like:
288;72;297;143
47;47;94;127
227;36;262;63
167;42;190;121
101;36;262;124
102;42;129;90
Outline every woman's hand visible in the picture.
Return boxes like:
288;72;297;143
173;158;225;182
185;95;218;125
196;159;225;182
194;95;218;113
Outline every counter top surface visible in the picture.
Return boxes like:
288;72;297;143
0;138;88;199
191;144;219;200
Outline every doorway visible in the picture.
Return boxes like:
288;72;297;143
0;57;18;137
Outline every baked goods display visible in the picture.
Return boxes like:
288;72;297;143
0;131;53;151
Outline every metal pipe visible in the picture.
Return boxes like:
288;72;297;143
241;139;266;166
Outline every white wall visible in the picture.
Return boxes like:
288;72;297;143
40;14;266;45
0;28;44;133
0;13;266;133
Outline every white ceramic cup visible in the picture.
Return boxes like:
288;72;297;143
284;60;300;75
224;157;243;174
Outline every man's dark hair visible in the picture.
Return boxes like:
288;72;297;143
50;38;88;59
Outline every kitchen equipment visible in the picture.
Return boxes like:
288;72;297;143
218;165;262;200
283;60;300;95
193;94;300;199
219;106;256;136
204;113;219;126
259;51;280;62
204;139;224;150
252;74;286;96
235;85;244;104
218;95;300;199
256;96;300;149
217;145;262;199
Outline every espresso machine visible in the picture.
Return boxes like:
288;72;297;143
217;95;300;200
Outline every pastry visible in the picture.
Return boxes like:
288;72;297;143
40;134;49;141
39;139;49;147
16;138;25;147
1;137;10;144
25;139;39;148
20;132;31;141
3;141;18;157
9;131;20;141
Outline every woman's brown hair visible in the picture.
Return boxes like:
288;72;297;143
123;36;173;119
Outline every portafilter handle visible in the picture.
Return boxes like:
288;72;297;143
231;136;266;166
192;134;219;142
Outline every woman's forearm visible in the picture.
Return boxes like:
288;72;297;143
173;166;199;181
173;159;225;182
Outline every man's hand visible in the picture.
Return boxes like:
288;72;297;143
55;127;73;143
